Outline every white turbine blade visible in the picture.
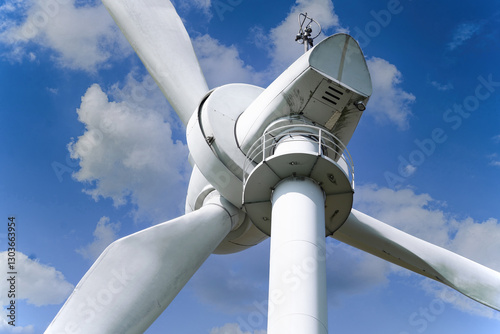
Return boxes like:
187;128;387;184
102;0;209;125
332;209;500;311
45;203;234;334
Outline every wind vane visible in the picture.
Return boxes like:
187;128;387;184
295;12;322;52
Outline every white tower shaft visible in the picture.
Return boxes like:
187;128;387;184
267;177;328;334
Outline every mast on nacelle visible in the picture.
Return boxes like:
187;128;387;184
295;12;322;53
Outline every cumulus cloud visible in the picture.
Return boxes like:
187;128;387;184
68;77;190;223
354;184;450;246
76;216;121;261
193;34;264;88
0;252;74;307
447;22;482;51
366;57;416;129
448;217;500;271
0;0;131;71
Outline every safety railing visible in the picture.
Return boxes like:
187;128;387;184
243;124;354;188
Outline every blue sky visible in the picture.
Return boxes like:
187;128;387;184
1;0;500;333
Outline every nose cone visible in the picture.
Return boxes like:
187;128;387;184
309;33;372;97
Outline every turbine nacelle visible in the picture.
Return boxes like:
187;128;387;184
236;33;372;155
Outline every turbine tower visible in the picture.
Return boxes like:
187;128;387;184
45;1;500;333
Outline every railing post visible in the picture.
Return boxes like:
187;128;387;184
318;129;322;156
262;134;266;161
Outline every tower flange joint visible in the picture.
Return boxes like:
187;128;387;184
242;121;354;236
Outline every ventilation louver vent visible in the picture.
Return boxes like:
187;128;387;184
322;85;344;106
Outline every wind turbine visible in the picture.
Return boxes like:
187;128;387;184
45;1;500;333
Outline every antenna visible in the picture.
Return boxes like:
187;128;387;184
295;12;322;53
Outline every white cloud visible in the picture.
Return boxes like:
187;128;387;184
447;22;482;51
448;217;500;271
76;216;120;261
0;314;34;333
0;252;74;307
354;184;450;246
210;323;266;334
420;280;500;321
193;34;264;88
0;0;131;71
68;77;190;223
366;57;416;130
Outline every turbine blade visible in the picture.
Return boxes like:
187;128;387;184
45;201;235;334
332;209;500;311
102;0;209;125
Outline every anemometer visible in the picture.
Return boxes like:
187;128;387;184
295;12;322;52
